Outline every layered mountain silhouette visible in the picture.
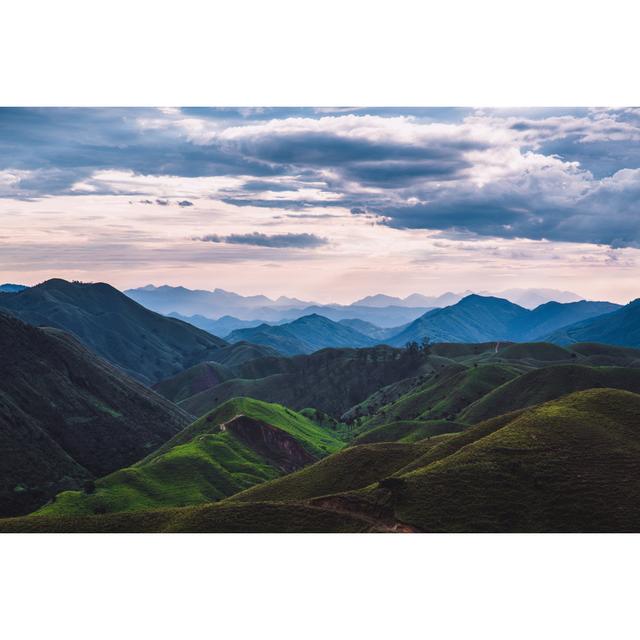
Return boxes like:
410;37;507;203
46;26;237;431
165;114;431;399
385;295;619;346
0;279;231;384
0;312;191;517
226;314;377;355
543;298;640;347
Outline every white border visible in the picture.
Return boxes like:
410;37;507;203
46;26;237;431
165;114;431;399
2;0;640;106
2;1;640;638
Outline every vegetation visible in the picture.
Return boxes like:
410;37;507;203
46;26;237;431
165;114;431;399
358;363;520;429
34;398;344;517
352;420;465;444
0;312;190;517
0;279;228;384
460;364;640;424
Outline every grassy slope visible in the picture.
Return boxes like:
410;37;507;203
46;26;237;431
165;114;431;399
351;389;640;532
0;502;370;533
460;364;640;424
35;398;344;517
7;389;640;532
227;442;432;504
359;363;520;430
492;342;575;362
352;420;466;445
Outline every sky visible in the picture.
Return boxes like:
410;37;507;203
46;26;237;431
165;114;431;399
1;106;640;303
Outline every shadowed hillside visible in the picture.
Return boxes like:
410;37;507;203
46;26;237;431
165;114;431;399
544;299;640;347
166;345;433;418
0;312;191;517
0;279;229;384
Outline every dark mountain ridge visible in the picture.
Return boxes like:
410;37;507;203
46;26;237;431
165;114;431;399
0;279;229;384
0;312;191;517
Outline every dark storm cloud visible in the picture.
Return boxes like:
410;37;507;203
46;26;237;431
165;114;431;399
198;232;328;248
229;132;479;186
5;107;640;249
380;176;640;249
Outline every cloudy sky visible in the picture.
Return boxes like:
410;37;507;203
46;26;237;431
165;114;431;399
1;107;640;303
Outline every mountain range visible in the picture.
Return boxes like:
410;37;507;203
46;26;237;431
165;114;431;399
124;284;587;326
3;276;640;532
0;279;274;384
216;295;621;354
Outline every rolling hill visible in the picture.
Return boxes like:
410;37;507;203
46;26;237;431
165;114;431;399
172;345;434;418
0;312;191;517
348;388;640;532
459;364;640;424
34;398;344;517
357;362;521;429
12;389;640;532
0;279;229;384
226;313;376;355
544;298;640;347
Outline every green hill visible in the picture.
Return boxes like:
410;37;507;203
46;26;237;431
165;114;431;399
175;345;431;418
0;501;373;533
329;389;640;532
0;279;228;384
460;364;640;424
359;363;520;429
0;312;190;517
227;442;431;504
8;389;640;533
352;420;465;444
568;342;640;367
491;342;575;362
34;398;344;517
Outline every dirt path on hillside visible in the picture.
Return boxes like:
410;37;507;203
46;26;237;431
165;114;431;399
305;496;420;533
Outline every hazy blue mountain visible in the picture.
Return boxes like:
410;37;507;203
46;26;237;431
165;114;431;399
484;287;582;309
126;284;312;318
339;318;410;340
385;296;620;346
0;279;228;384
544;299;640;347
517;300;621;340
227;313;377;355
352;288;580;309
353;291;469;308
167;312;272;336
386;295;531;345
0;283;27;293
258;304;433;327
